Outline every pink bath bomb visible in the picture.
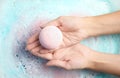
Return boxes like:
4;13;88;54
39;26;63;50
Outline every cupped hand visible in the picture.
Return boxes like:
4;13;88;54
46;44;95;70
27;43;95;70
26;16;90;53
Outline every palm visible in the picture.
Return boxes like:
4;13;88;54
61;44;92;70
56;16;88;48
46;44;93;70
61;30;85;48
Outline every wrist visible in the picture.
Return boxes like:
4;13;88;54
86;51;99;70
84;50;104;70
81;50;98;69
77;17;96;39
81;16;102;37
86;51;120;76
78;17;97;38
85;51;115;70
85;52;96;69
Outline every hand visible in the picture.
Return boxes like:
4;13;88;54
27;43;95;70
46;44;95;70
26;16;92;53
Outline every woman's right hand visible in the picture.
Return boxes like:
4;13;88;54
26;16;95;53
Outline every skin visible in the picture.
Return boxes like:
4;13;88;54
26;11;120;76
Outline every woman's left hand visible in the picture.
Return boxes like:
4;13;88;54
28;43;94;70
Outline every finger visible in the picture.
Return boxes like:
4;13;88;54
29;44;54;54
26;40;40;51
32;52;53;60
46;60;71;70
31;46;41;52
53;47;70;60
27;33;39;44
40;49;54;54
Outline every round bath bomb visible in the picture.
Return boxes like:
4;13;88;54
39;26;63;50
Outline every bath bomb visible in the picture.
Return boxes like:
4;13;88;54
39;26;63;50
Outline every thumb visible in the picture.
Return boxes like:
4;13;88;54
46;60;71;70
